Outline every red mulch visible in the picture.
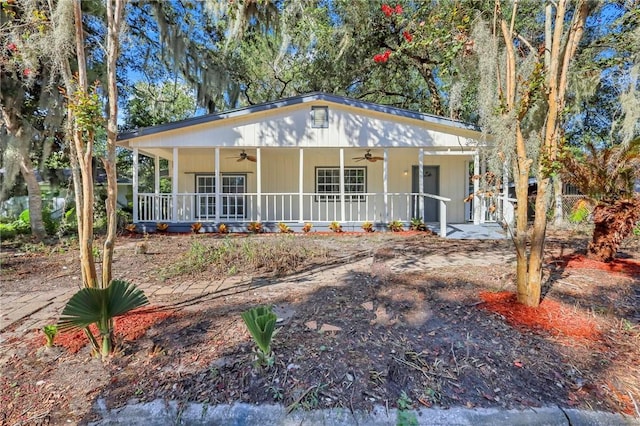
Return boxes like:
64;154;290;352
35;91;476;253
54;307;173;354
479;291;601;342
562;254;640;276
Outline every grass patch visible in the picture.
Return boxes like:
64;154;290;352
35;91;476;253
159;235;329;280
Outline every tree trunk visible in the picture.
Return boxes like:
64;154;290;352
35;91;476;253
101;0;125;288
513;124;534;305
19;154;46;241
72;0;98;289
525;176;552;306
0;106;47;242
553;176;564;226
409;57;444;116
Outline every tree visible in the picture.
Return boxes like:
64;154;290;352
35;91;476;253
123;81;196;130
562;138;640;262
0;2;63;241
475;0;593;307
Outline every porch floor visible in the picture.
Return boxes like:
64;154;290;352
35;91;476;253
432;223;508;240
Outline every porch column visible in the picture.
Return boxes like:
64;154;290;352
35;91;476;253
298;148;304;223
132;148;139;223
339;148;345;222
502;159;509;221
215;148;221;223
172;148;178;222
154;155;160;193
418;149;424;220
383;148;389;223
154;155;160;221
256;148;262;222
473;151;481;225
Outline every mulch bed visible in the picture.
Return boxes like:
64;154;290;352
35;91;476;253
479;291;601;342
29;307;173;354
1;233;639;425
561;254;640;277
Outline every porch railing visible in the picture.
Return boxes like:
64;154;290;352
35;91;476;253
136;192;451;237
476;193;516;226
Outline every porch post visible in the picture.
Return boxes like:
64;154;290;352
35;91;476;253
132;148;139;223
473;151;481;225
298;148;304;223
154;155;160;221
256;148;262;222
418;149;424;220
154;155;160;193
383;148;389;224
215;147;221;223
172;148;178;222
502;159;509;220
339;148;345;222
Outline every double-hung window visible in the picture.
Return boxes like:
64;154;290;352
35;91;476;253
316;167;366;202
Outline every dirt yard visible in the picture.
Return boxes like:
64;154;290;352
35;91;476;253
1;229;639;425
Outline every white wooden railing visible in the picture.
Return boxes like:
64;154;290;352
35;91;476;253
136;192;452;237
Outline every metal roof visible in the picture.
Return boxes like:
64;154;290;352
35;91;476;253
117;92;480;141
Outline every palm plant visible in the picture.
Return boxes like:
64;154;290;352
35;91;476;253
241;305;277;368
562;138;640;262
58;280;149;359
42;325;58;348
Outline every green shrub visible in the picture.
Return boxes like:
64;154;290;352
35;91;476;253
42;207;57;235
18;209;30;224
16;208;58;235
568;199;591;223
0;223;17;239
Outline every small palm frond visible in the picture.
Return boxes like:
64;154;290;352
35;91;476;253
241;305;277;355
58;280;149;332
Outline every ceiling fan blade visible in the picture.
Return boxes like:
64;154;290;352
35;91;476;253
371;156;384;161
247;155;257;162
353;158;365;162
237;157;245;162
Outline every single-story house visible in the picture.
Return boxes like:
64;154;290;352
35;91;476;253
116;93;497;236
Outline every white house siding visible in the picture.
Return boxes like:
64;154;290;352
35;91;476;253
125;101;477;151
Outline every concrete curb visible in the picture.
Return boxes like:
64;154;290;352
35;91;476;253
89;400;640;425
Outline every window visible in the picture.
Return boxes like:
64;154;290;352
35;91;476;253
311;106;328;128
195;174;246;219
316;167;366;201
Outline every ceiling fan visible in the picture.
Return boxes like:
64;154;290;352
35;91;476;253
352;150;384;162
228;150;257;162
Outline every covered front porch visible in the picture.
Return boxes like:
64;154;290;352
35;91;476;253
130;147;502;238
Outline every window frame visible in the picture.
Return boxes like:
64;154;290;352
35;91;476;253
315;167;366;202
194;173;247;219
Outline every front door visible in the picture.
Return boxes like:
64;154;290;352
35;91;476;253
412;166;440;222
